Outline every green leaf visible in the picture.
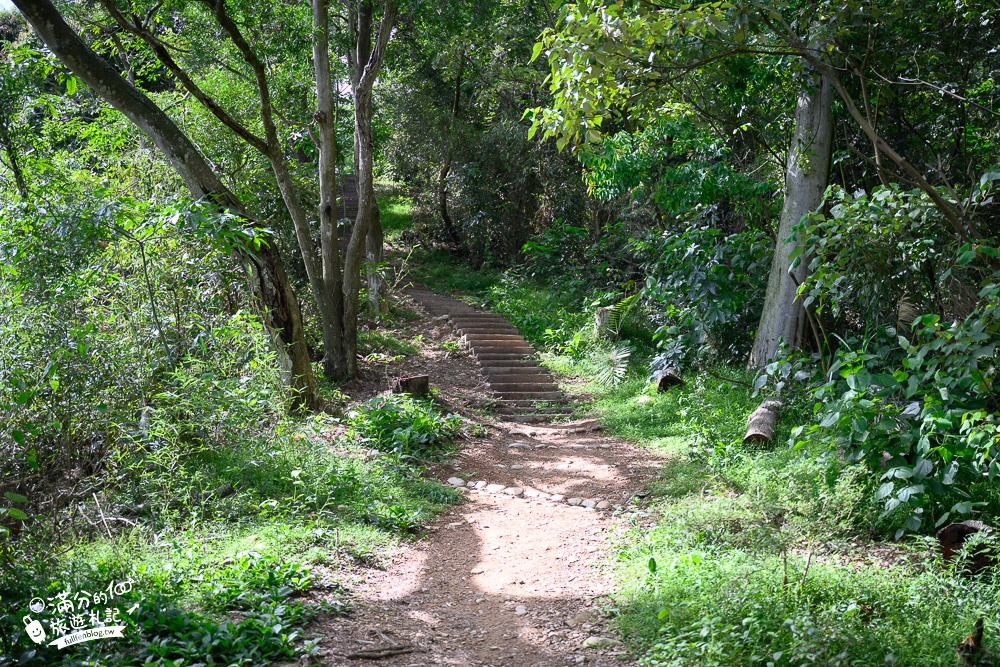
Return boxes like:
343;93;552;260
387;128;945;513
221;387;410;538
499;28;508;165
7;508;27;520
4;492;28;504
648;557;657;573
531;41;544;63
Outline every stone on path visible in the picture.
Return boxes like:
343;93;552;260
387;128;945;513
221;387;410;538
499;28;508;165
515;605;528;616
486;483;506;493
475;481;488;488
504;487;524;496
509;442;532;449
447;477;465;486
596;501;611;510
581;499;597;509
566;610;597;626
567;497;583;506
550;494;566;502
582;637;623;649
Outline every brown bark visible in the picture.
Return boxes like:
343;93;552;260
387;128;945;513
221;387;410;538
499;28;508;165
744;398;784;444
438;56;464;246
0;130;27;198
13;0;317;410
313;0;347;377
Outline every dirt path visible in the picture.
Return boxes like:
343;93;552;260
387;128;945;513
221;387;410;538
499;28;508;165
313;293;663;667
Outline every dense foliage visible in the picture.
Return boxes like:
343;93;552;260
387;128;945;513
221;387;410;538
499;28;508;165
4;0;1000;664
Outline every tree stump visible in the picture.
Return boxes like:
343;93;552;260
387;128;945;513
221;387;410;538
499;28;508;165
743;398;784;444
937;520;995;574
594;307;613;337
654;370;683;392
390;375;430;397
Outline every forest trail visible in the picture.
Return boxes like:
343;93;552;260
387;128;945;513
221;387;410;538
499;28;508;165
312;289;665;666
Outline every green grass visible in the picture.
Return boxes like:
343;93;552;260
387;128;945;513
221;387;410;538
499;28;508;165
404;247;501;296
569;365;1000;666
398;247;1000;666
1;369;463;666
380;194;416;244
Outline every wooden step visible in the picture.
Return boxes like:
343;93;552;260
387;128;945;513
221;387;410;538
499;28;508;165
462;334;527;342
497;398;570;407
489;381;559;392
476;354;534;362
493;391;564;401
482;367;546;376
472;344;535;352
486;374;552;384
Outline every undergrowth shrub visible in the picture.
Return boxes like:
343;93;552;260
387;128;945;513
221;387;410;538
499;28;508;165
347;394;461;461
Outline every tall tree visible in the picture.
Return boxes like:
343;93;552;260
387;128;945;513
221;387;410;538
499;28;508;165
89;0;397;380
12;0;319;409
347;0;398;328
749;71;833;365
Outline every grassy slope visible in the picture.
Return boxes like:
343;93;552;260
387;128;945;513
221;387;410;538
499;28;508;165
405;233;1000;666
0;281;462;666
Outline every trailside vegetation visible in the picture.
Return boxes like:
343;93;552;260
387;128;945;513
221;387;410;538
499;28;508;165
3;0;1000;664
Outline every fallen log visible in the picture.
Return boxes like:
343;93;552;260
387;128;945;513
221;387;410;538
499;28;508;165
653;370;683;392
743;398;784;444
390;375;430;397
937;520;995;575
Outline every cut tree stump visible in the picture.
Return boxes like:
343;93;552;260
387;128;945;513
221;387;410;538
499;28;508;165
593;307;612;337
390;375;430;397
743;398;784;444
654;370;683;392
937;520;995;574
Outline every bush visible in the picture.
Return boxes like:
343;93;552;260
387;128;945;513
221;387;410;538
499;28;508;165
347;394;461;461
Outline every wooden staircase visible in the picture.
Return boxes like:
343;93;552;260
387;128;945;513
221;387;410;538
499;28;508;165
404;287;574;423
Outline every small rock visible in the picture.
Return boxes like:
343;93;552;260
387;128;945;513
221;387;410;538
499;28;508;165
447;477;465;486
567;497;583;506
475;481;488;488
567;610;597;626
510;464;525;469
467;480;476;487
515;605;528;616
596;501;611;510
504;487;524;496
509;442;532;449
550;494;566;502
523;488;540;498
581;499;597;509
471;567;485;575
582;637;623;649
486;483;506;493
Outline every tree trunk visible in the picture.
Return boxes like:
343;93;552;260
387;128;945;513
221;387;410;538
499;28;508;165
0;131;27;199
313;0;348;378
438;57;464;246
366;202;389;314
749;72;833;367
345;0;397;374
15;0;318;410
